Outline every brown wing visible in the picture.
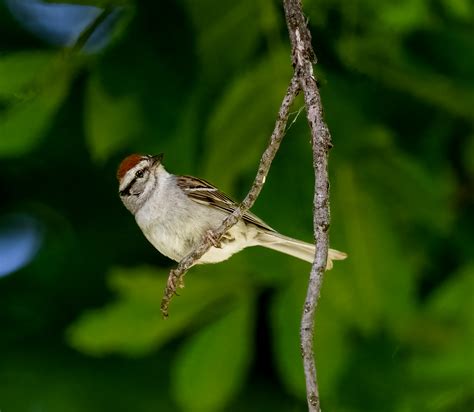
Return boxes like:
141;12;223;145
176;175;276;232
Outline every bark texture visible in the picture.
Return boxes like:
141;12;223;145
283;1;332;410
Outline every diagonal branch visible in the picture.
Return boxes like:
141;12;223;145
161;2;334;410
160;75;300;318
283;0;333;411
71;7;114;53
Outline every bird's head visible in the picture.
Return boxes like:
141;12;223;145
117;153;164;213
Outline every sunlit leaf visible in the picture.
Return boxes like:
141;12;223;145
270;267;350;400
328;164;416;334
337;37;474;120
377;0;431;33
363;148;454;233
0;57;71;156
181;0;262;80
203;49;291;189
270;274;306;399
463;134;474;178
0;51;55;99
440;0;473;20
424;264;474;328
172;297;255;412
313;288;351;401
68;299;164;356
84;72;144;161
324;73;454;234
407;265;474;410
67;266;246;356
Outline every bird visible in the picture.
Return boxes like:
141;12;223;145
117;153;347;269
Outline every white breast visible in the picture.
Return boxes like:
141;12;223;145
134;172;257;263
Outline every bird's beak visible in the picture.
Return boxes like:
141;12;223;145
151;153;164;165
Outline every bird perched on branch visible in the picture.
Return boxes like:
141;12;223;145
117;153;347;269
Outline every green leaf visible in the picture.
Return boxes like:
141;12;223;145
328;164;416;334
337;37;474;120
406;265;474;411
425;264;474;331
172;297;255;412
84;72;144;161
0;56;71;157
440;0;473;20
313;289;351;401
68;299;165;356
377;0;431;34
270;267;351;400
181;0;262;80
203;49;291;189
463;134;474;178
0;51;55;99
67;266;247;356
363;149;454;233
151;92;200;173
323;73;454;234
270;274;306;399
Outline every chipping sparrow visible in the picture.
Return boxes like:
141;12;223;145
117;154;347;268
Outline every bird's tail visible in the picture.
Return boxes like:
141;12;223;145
257;231;347;269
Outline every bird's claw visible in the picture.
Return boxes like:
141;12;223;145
205;230;222;248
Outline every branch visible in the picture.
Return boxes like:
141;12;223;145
161;3;333;409
283;1;332;411
70;7;114;53
160;76;300;318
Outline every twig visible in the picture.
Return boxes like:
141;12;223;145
160;76;300;318
161;2;333;409
283;0;332;411
70;7;114;53
285;105;305;133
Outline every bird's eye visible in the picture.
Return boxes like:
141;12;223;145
135;170;144;178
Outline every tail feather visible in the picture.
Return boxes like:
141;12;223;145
257;232;347;270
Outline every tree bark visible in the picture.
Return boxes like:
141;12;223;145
283;1;333;411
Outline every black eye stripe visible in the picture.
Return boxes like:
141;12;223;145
119;176;138;197
120;167;149;196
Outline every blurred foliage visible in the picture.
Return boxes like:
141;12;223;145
0;0;473;411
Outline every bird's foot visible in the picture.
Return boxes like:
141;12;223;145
205;230;222;248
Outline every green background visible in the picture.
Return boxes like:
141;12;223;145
0;0;473;411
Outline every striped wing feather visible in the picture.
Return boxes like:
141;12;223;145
176;175;275;232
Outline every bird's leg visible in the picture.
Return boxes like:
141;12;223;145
205;230;222;248
205;230;235;249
